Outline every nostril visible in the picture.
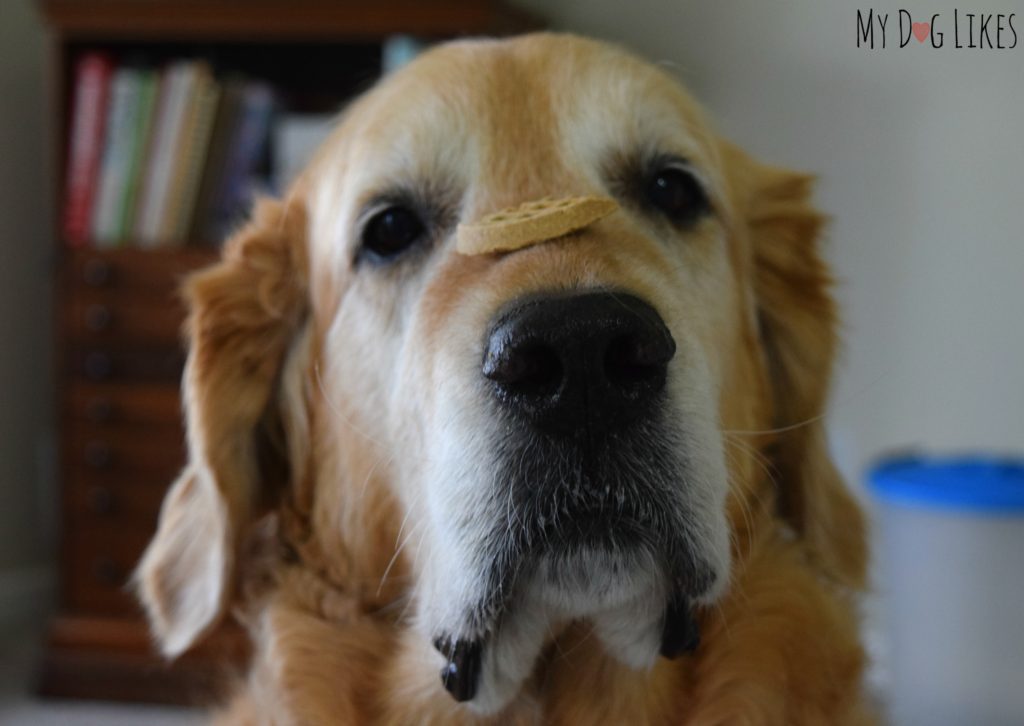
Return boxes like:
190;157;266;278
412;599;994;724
484;343;563;396
604;332;672;389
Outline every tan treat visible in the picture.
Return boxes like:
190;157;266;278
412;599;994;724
456;195;619;255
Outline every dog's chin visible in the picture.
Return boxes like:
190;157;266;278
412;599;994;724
428;500;718;712
530;540;666;614
433;536;701;714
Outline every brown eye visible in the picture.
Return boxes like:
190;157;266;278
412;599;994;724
361;206;426;261
645;168;709;225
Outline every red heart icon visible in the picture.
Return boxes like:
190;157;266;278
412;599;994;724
912;22;930;43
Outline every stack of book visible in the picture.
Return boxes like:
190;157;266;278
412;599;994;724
63;53;276;248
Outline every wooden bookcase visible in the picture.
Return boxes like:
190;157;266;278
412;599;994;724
37;0;538;705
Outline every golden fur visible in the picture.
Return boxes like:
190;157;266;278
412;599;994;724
136;34;871;724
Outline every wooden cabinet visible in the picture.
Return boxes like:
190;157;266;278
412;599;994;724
43;247;235;703
57;248;203;618
38;0;538;705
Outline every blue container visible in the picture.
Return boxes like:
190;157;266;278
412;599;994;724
868;454;1024;726
869;455;1024;514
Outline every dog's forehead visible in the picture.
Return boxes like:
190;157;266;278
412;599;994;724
321;35;720;215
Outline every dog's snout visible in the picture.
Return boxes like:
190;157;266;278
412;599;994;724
482;292;676;435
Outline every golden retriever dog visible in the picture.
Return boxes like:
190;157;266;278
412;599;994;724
136;33;871;724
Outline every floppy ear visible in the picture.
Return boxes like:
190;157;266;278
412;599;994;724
723;143;867;589
135;197;310;657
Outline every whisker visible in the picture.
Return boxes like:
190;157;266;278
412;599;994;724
551;623;597;663
376;486;424;597
315;362;435;467
723;411;827;438
725;358;901;439
314;362;392;449
724;434;779;490
377;519;424;598
359;452;393;502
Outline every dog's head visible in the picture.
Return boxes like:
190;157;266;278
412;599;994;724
137;34;865;713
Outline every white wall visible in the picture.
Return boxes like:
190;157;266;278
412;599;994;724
0;0;55;629
512;0;1024;489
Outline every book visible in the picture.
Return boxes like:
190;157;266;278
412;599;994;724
162;66;221;243
188;77;247;244
64;53;285;248
115;69;158;241
133;61;202;247
210;81;275;242
91;67;143;246
62;52;114;247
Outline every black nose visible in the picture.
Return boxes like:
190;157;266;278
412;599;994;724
482;292;676;436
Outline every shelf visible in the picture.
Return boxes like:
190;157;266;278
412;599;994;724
41;0;539;40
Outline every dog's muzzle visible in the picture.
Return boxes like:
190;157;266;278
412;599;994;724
430;291;705;705
479;289;687;558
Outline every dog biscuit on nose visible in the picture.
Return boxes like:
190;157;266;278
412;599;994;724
456;195;618;255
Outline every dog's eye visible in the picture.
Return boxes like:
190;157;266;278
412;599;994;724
645;167;708;225
361;206;426;261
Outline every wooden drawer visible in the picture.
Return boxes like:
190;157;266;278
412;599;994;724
67;424;186;478
63;518;155;616
66;345;186;383
67;382;182;428
66;248;216;300
64;292;187;348
68;472;173;525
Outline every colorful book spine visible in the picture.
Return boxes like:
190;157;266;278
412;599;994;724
129;67;171;245
187;78;246;243
212;81;275;240
162;64;221;243
62;52;114;247
133;61;197;247
91;67;143;246
174;72;222;241
116;69;158;242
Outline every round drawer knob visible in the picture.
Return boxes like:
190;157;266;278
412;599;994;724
88;486;115;514
85;305;113;332
86;398;113;422
82;258;113;287
84;351;112;380
84;440;112;468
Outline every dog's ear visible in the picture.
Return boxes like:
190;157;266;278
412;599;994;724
135;197;310;657
722;142;867;589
